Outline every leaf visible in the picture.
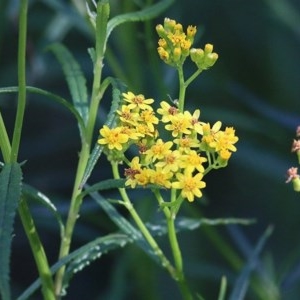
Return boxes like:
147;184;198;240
89;190;158;262
229;225;274;300
0;86;85;141
106;0;174;42
17;233;132;300
22;183;64;237
145;217;255;237
79;77;126;188
0;163;22;300
47;43;89;127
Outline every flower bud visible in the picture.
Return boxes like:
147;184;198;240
292;177;300;192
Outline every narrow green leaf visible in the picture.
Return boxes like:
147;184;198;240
17;233;131;300
145;217;255;237
0;163;22;300
106;0;174;42
47;43;89;126
229;225;274;300
22;183;64;238
89;190;158;262
79;77;126;188
217;276;227;300
0;86;85;140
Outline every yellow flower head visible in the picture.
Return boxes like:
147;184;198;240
122;91;154;111
157;101;179;123
98;125;129;151
172;172;206;202
165;111;192;137
145;139;173;162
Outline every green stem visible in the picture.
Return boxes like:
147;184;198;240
54;4;110;296
0;111;11;163
111;162;178;280
54;142;90;297
10;0;27;163
167;214;193;300
19;198;55;300
177;65;186;112
185;69;202;88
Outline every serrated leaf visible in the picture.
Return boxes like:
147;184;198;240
79;77;126;188
47;43;89;127
145;217;255;236
106;0;174;42
229;225;274;300
22;183;64;237
0;86;85;141
0;163;22;300
17;233;131;300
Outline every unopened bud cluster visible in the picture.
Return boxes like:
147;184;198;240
156;18;218;70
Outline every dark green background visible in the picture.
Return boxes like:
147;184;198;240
1;0;300;299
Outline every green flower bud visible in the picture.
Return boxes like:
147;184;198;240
292;177;300;192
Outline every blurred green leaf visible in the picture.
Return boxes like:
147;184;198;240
0;163;22;300
0;86;86;140
17;233;131;300
22;183;64;238
229;225;274;300
47;43;89;129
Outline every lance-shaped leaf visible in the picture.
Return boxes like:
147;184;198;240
47;43;89;128
0;86;85;142
22;183;64;238
229;225;274;300
0;163;22;300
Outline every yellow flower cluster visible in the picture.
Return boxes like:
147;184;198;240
156;18;218;69
98;92;238;202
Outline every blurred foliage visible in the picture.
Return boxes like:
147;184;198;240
1;0;300;299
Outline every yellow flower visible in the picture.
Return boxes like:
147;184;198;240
179;150;207;173
98;125;129;151
174;136;200;153
135;168;153;186
148;167;173;188
172;172;206;202
124;157;142;188
117;105;139;125
145;139;173;162
155;150;181;173
122;92;154;111
157;101;178;123
165;111;192;137
139;109;159;132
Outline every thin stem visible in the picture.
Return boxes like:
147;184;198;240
111;162;178;280
0;111;11;162
177;65;186;112
54;142;90;297
19;198;55;300
167;214;193;300
10;0;28;163
54;4;110;296
185;68;202;88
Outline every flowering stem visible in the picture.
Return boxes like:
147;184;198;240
154;190;193;299
54;3;110;296
177;65;186;111
111;162;178;280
